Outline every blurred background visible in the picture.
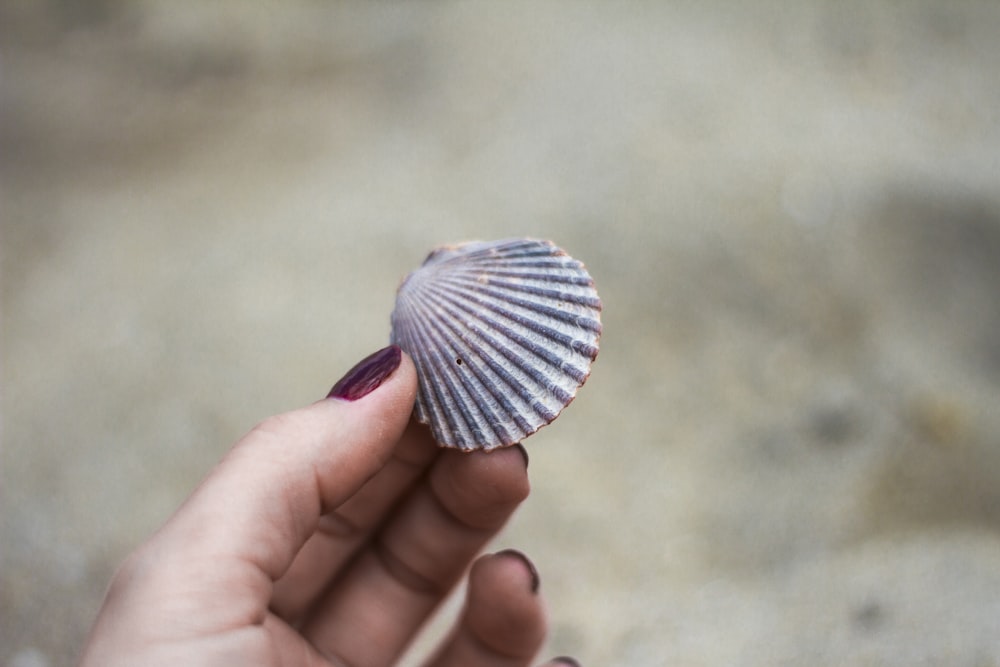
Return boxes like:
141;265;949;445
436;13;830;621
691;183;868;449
3;2;1000;665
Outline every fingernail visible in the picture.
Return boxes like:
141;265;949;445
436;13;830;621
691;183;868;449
496;548;540;594
327;345;402;401
551;657;581;667
514;443;529;469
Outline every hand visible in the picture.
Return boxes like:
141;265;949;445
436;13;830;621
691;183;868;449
79;346;578;667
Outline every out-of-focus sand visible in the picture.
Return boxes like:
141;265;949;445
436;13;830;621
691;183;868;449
3;3;1000;665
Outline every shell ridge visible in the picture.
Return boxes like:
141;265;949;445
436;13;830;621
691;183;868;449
466;321;576;405
423;242;582;274
456;323;576;435
405;300;511;448
394;297;475;447
433;266;594;297
393;306;461;445
429;282;595;385
414;289;545;439
440;279;603;333
414;327;487;449
478;269;597;288
473;256;581;270
460;297;595;384
419;254;597;291
479;238;555;258
430;273;576;315
457;274;603;309
423;239;550;269
426;281;594;385
393;325;433;426
421;288;581;411
423;323;513;449
466;294;600;362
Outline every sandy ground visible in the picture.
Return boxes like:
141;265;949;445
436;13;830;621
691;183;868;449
3;2;1000;665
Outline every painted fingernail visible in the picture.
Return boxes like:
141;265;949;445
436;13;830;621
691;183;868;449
514;442;529;469
327;345;402;401
496;548;540;594
550;657;581;667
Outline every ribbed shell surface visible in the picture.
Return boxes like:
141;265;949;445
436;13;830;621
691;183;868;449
390;238;602;451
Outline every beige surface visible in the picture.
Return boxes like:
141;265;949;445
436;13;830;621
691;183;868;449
3;2;1000;665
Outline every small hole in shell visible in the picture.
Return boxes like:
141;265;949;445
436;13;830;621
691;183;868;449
455;358;463;365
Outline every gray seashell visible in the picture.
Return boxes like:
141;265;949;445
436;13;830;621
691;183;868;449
390;238;602;451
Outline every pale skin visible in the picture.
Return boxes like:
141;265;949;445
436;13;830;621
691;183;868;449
79;351;576;666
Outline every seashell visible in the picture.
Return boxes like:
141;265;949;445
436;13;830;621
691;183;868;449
390;238;602;451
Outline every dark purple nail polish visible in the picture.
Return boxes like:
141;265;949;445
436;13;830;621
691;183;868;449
514;443;529;469
496;548;540;594
327;345;402;401
551;657;581;667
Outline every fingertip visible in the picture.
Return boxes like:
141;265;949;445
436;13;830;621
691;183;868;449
493;549;540;594
514;442;530;470
430;445;531;531
325;346;418;415
468;550;547;648
431;551;547;665
307;347;419;468
327;345;403;401
544;657;582;667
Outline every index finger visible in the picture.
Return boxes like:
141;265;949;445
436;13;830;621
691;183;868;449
148;346;417;592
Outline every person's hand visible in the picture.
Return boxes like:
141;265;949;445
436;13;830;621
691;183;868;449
79;345;579;667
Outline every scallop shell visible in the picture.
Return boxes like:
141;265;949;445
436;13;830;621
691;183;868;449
390;238;602;451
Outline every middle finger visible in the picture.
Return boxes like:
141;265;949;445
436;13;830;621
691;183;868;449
302;443;530;667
